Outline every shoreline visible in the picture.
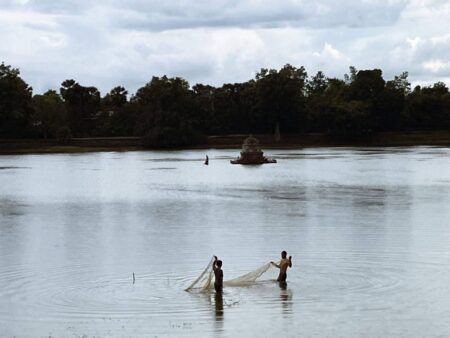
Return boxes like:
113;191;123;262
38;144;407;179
2;131;450;155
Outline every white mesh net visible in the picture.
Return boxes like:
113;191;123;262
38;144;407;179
185;257;275;291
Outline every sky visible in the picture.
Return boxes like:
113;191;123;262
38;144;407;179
1;0;449;95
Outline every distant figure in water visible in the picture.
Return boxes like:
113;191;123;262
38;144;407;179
271;251;292;282
213;255;223;293
204;155;209;165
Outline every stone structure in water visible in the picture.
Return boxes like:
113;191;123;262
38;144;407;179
230;135;277;165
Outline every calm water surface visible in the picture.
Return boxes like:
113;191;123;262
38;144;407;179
1;147;450;337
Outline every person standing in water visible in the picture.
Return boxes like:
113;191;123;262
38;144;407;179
271;251;292;282
213;255;223;293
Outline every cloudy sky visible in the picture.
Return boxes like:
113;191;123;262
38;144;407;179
1;0;449;95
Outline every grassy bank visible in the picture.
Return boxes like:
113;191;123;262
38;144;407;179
2;131;450;155
209;131;450;148
0;137;143;154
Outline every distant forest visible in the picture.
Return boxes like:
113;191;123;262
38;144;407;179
1;62;449;146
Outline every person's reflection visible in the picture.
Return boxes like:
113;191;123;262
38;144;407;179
278;281;292;314
279;281;288;301
214;292;224;322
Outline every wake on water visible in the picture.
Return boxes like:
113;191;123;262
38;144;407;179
185;257;276;291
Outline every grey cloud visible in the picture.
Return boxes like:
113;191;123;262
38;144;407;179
0;0;449;94
2;0;87;14
115;0;408;31
2;0;408;31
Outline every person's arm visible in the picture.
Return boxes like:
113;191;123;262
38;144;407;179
213;255;218;272
271;261;280;268
289;256;292;268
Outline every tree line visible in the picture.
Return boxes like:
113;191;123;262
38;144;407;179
1;62;449;146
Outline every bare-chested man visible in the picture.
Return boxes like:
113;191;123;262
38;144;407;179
271;251;292;282
213;255;223;293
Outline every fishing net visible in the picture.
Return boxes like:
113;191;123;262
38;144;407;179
184;257;215;291
185;257;276;291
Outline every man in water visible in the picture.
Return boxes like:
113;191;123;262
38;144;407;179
213;255;223;293
271;251;292;282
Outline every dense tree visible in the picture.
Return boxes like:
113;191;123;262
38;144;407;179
133;76;203;146
192;84;216;133
307;78;348;133
378;72;410;131
349;69;385;102
93;86;129;136
60;79;101;136
255;64;308;133
211;81;257;134
0;63;33;137
2;62;450;144
210;84;241;134
306;71;331;131
405;82;450;129
102;86;128;110
31;90;67;138
307;71;328;96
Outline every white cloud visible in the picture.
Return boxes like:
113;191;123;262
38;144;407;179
0;0;448;94
313;43;349;62
423;60;450;73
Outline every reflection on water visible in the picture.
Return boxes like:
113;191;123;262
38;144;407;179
278;281;293;315
214;292;224;323
1;147;450;337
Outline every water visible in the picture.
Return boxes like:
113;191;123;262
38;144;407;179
1;147;450;337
